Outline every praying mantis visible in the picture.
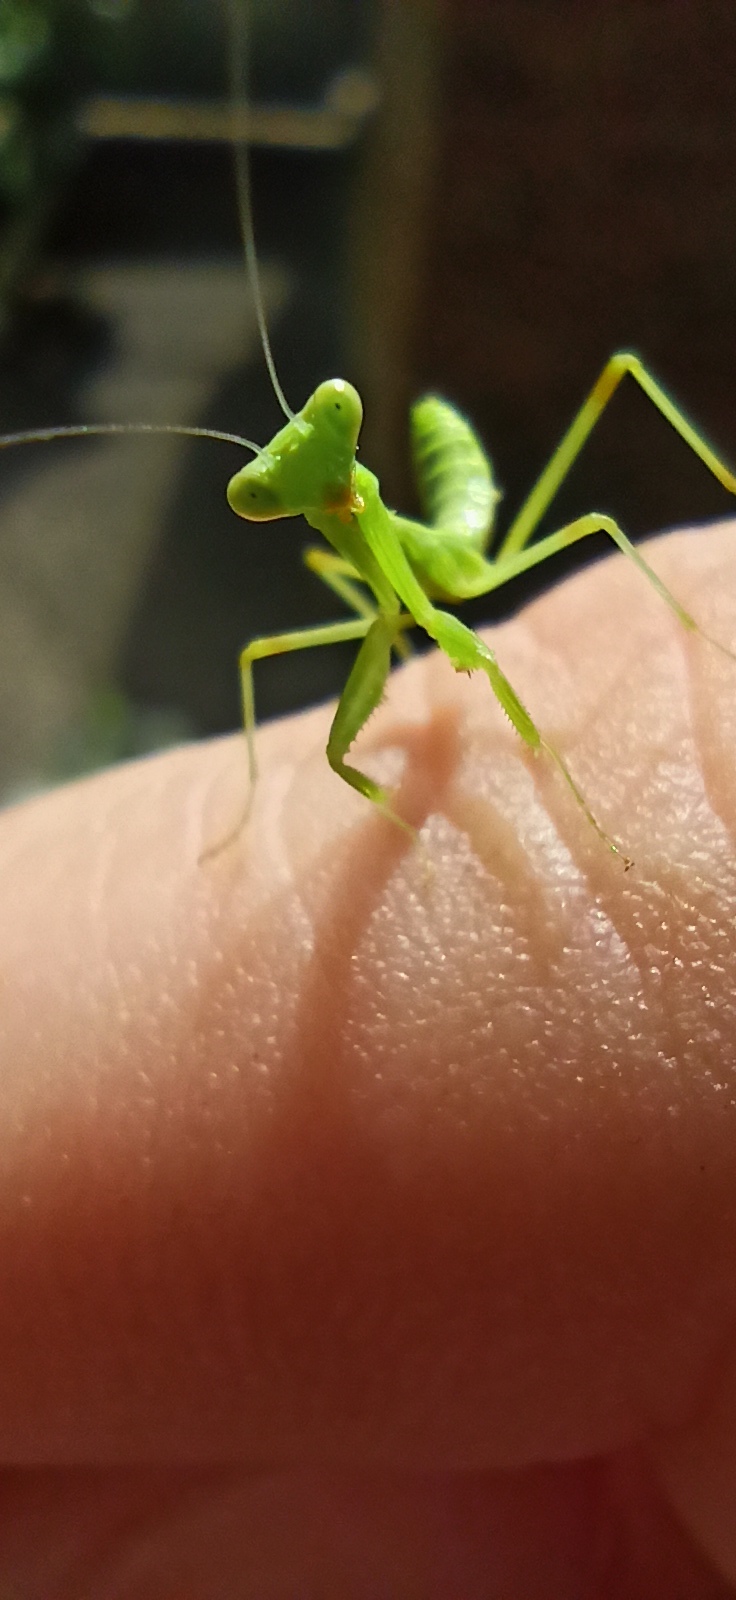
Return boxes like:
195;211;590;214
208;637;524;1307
2;4;736;867
224;354;736;862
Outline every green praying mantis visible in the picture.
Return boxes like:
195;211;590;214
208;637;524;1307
223;353;736;865
3;5;736;867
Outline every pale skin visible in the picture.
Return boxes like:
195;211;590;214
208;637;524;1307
2;523;736;1592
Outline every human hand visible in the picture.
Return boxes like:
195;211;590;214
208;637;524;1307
1;523;735;1597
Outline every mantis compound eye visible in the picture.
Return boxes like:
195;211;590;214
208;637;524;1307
227;464;285;521
307;379;363;443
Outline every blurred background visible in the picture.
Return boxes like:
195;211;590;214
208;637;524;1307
0;0;735;802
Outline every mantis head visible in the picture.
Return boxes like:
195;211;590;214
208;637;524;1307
227;379;363;522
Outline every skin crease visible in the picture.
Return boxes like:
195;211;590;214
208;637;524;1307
1;524;736;1594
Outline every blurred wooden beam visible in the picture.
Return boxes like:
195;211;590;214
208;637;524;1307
80;71;379;152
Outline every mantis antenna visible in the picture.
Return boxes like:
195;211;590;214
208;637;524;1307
0;422;261;452
0;1;293;460
225;0;294;422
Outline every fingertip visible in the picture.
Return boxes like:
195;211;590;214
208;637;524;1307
0;521;735;1472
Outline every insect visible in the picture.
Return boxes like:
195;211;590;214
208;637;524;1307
2;6;736;867
223;353;736;864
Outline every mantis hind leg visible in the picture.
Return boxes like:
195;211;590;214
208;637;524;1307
499;351;736;560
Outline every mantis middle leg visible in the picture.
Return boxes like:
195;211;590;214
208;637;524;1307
239;616;373;793
200;615;376;861
202;612;408;860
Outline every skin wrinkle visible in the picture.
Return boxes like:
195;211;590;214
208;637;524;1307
186;738;234;866
308;790;633;1465
430;634;640;993
446;600;659;1000
519;754;650;1001
528;823;665;1059
520;538;736;1072
241;711;471;1460
509;640;640;883
182;826;367;1452
415;702;562;979
275;695;464;1018
445;790;566;989
461;610;682;1045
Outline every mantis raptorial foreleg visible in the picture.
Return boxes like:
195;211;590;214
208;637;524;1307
326;612;415;827
499;351;736;559
237;606;415;834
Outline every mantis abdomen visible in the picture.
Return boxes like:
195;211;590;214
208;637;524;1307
409;395;501;551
